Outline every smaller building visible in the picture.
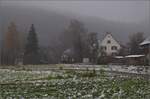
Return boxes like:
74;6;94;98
125;55;145;65
112;55;146;65
99;32;121;56
140;36;150;65
82;58;90;64
61;48;75;64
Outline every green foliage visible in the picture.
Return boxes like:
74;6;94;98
59;66;63;70
99;68;105;77
1;77;149;99
0;69;150;99
86;67;89;72
74;70;97;78
47;75;64;80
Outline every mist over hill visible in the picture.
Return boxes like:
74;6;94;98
0;6;149;46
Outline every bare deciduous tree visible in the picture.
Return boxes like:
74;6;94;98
128;32;145;55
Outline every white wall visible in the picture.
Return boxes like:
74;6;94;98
100;33;121;55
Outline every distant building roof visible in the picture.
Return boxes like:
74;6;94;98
63;48;75;56
140;36;150;46
100;32;121;45
125;55;145;58
114;56;124;59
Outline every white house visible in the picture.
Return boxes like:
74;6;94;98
99;32;121;56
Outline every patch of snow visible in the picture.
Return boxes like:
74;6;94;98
125;55;145;58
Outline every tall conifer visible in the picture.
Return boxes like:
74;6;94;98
23;24;40;64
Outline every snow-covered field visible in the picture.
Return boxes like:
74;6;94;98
0;64;150;99
0;69;59;83
1;64;149;74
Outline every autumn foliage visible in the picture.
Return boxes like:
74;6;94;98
3;22;21;65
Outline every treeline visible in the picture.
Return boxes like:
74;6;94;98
0;23;41;65
0;19;146;65
60;20;99;63
0;20;99;65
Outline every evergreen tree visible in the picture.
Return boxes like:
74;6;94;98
128;32;145;55
23;24;40;65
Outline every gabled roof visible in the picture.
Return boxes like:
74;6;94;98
140;36;150;46
100;32;121;46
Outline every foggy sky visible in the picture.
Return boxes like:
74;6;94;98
1;0;150;24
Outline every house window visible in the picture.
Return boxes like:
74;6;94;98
111;46;117;50
107;40;111;44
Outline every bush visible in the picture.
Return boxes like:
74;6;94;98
59;66;63;70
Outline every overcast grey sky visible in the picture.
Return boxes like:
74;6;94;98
1;0;150;23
